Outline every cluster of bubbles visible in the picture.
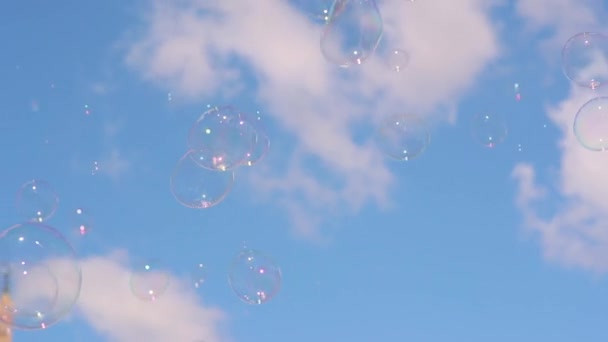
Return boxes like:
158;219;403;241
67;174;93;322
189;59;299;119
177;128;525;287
2;177;283;334
170;106;270;209
561;32;608;151
309;0;509;162
130;247;282;306
0;180;82;330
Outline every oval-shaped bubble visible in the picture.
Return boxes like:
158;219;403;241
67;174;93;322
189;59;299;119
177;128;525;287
187;106;252;171
562;32;608;90
320;0;383;67
574;96;608;151
15;180;59;223
170;151;235;209
375;114;430;161
0;222;81;330
228;248;282;305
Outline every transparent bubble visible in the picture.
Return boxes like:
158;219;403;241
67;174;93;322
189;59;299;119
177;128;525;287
0;222;81;330
241;112;270;167
228;248;282;305
187;106;253;171
562;32;608;90
15;180;59;223
386;49;410;73
71;208;93;237
375;114;430;161
472;112;507;148
573;96;608;151
320;0;384;67
170;151;235;209
129;259;169;302
192;263;207;289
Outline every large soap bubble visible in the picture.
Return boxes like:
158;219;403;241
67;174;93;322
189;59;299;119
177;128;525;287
228;248;282;305
15;180;59;223
187;106;253;172
562;32;608;90
0;222;81;330
320;0;383;67
574;96;608;151
170;151;235;209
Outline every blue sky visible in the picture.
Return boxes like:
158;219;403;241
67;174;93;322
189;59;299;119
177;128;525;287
2;0;608;341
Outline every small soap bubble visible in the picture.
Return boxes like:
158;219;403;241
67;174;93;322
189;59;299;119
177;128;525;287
72;208;93;237
375;114;430;161
387;49;410;73
514;83;521;101
562;32;608;89
228;248;282;305
241;111;270;167
472;112;507;148
573;96;608;151
83;105;91;116
192;263;207;289
130;259;170;302
91;161;100;176
15;180;59;223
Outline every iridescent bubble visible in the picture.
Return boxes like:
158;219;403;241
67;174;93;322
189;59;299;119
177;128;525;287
241;111;270;167
187;106;252;172
129;259;169;302
472;112;507;148
192;263;207;289
15;180;59;223
0;222;81;330
562;32;608;90
170;151;235;209
320;0;384;67
228;248;282;305
573;96;608;151
375;114;430;161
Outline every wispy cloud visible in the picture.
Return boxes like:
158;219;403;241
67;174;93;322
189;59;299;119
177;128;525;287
122;0;501;239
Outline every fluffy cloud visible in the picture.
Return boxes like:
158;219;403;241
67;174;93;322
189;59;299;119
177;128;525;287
122;0;501;239
510;0;608;272
75;252;229;342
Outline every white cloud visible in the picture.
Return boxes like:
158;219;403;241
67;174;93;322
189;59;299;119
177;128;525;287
510;0;608;273
75;252;230;342
122;0;501;239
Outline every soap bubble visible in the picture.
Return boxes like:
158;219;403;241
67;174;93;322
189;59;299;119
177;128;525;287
0;222;81;330
385;49;410;73
15;180;59;223
375;114;430;161
298;0;332;23
241;111;270;167
170;151;235;209
472;112;507;148
71;208;93;237
187;106;253;172
130;259;169;302
320;0;384;67
574;96;608;151
562;32;608;90
228;248;282;305
192;263;207;289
